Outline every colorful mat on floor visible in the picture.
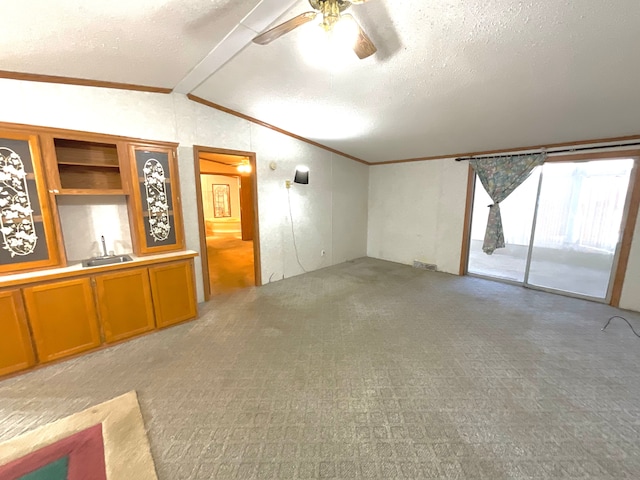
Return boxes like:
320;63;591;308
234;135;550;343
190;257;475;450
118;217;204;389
0;391;157;480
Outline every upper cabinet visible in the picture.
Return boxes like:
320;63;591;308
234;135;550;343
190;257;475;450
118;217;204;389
40;134;125;195
128;144;185;254
0;122;184;274
0;130;61;273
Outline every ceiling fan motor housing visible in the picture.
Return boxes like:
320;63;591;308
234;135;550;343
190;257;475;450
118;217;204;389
309;0;352;30
309;0;352;10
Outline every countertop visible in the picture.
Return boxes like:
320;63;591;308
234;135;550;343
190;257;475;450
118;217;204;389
0;250;198;288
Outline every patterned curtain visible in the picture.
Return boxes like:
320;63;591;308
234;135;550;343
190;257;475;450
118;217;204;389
470;153;546;254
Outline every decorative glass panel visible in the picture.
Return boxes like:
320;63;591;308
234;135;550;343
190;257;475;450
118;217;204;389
134;149;177;248
0;138;50;267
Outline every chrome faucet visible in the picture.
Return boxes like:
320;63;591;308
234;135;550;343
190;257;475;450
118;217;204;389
100;235;108;257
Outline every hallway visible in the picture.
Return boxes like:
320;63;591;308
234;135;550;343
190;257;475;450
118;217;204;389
207;232;255;295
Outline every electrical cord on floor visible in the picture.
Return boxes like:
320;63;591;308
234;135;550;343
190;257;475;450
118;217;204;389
287;188;308;273
601;316;640;338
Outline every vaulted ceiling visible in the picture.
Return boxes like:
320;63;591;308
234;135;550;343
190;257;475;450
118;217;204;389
2;1;640;163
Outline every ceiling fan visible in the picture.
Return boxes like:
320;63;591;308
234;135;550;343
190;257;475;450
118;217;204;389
252;0;377;59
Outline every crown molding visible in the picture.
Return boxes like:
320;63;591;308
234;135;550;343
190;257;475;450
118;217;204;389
187;94;370;165
375;134;640;165
0;70;172;94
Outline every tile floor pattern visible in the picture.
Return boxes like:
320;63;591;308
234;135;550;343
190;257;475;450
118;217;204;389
2;258;640;479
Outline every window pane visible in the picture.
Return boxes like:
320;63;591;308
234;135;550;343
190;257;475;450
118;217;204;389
527;159;634;298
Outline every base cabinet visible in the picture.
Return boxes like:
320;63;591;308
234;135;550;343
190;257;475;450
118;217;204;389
0;290;35;376
1;255;197;378
95;268;155;343
23;278;101;363
149;260;197;328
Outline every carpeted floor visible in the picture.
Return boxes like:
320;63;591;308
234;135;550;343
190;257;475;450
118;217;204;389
1;258;640;479
206;233;255;295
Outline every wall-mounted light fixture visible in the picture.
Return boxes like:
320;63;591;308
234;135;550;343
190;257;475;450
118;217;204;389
286;165;310;188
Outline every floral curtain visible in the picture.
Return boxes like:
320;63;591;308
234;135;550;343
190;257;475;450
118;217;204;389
470;153;546;254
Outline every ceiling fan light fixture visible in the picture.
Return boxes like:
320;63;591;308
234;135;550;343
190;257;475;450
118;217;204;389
237;160;251;173
332;15;359;49
252;0;376;61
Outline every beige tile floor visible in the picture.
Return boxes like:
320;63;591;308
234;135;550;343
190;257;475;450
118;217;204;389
1;258;640;479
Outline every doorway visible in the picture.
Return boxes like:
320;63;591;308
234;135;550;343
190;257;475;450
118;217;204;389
467;155;638;302
194;147;261;300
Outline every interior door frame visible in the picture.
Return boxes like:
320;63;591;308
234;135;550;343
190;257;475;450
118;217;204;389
193;146;262;301
460;150;640;307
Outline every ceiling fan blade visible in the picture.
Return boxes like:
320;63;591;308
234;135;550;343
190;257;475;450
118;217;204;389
252;11;318;45
343;14;377;59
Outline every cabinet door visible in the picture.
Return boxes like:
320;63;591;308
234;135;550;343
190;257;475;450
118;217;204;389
0;290;36;376
0;131;61;274
95;268;155;343
24;278;101;363
128;144;184;254
149;259;197;328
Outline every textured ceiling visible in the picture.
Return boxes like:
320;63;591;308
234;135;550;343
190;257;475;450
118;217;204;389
0;0;259;88
2;1;640;162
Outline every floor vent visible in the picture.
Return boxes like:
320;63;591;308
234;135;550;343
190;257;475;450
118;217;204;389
413;261;437;271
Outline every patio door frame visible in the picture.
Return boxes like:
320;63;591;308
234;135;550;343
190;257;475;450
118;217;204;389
460;150;640;307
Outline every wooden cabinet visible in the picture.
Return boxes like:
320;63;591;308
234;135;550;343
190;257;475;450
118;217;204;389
0;290;36;376
94;268;155;343
1;254;197;379
128;144;185;254
149;260;197;328
23;278;101;363
41;135;125;195
0;130;62;274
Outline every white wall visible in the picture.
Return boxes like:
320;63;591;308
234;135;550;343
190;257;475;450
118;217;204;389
367;159;469;275
0;79;369;302
4;78;638;312
57;196;132;261
367;158;640;312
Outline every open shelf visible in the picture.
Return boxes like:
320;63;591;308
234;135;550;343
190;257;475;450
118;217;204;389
57;161;121;168
53;138;124;193
58;164;123;191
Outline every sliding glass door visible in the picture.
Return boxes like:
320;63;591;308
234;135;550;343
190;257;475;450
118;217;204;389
468;157;636;301
468;168;540;282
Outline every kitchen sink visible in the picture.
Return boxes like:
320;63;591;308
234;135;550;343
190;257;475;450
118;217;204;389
82;255;133;267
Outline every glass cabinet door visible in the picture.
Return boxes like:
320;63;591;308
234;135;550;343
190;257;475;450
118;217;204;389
0;131;61;273
128;144;184;254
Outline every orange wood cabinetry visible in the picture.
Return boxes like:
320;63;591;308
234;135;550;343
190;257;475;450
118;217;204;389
149;259;197;328
128;144;185;254
95;268;155;343
23;278;101;363
0;130;62;274
40;135;125;195
0;290;35;376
